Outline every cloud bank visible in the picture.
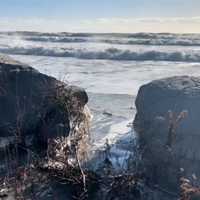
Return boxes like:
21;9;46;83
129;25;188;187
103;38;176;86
0;17;200;33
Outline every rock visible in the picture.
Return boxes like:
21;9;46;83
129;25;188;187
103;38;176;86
134;76;200;190
0;55;88;149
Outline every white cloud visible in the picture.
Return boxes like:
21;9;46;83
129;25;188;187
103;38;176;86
0;16;200;33
0;18;76;32
81;17;200;33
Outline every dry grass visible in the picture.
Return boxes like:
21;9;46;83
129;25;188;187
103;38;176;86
179;177;200;200
166;110;188;148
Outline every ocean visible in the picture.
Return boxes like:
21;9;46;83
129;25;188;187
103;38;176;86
1;32;200;167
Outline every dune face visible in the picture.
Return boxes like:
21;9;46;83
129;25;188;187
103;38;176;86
134;76;200;190
0;55;88;149
0;55;92;200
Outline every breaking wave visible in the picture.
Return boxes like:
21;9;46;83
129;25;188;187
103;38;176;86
3;32;200;46
102;38;200;46
1;46;200;63
25;36;88;43
24;35;200;46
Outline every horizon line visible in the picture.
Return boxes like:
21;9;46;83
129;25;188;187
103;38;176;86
1;30;200;35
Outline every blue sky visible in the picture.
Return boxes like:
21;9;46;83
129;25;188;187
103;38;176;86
0;0;200;33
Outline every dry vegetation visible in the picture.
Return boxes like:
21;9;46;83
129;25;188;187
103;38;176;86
166;110;188;148
1;87;200;200
0;84;94;200
179;177;200;200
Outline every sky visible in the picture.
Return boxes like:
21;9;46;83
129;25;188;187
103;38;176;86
0;0;200;33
